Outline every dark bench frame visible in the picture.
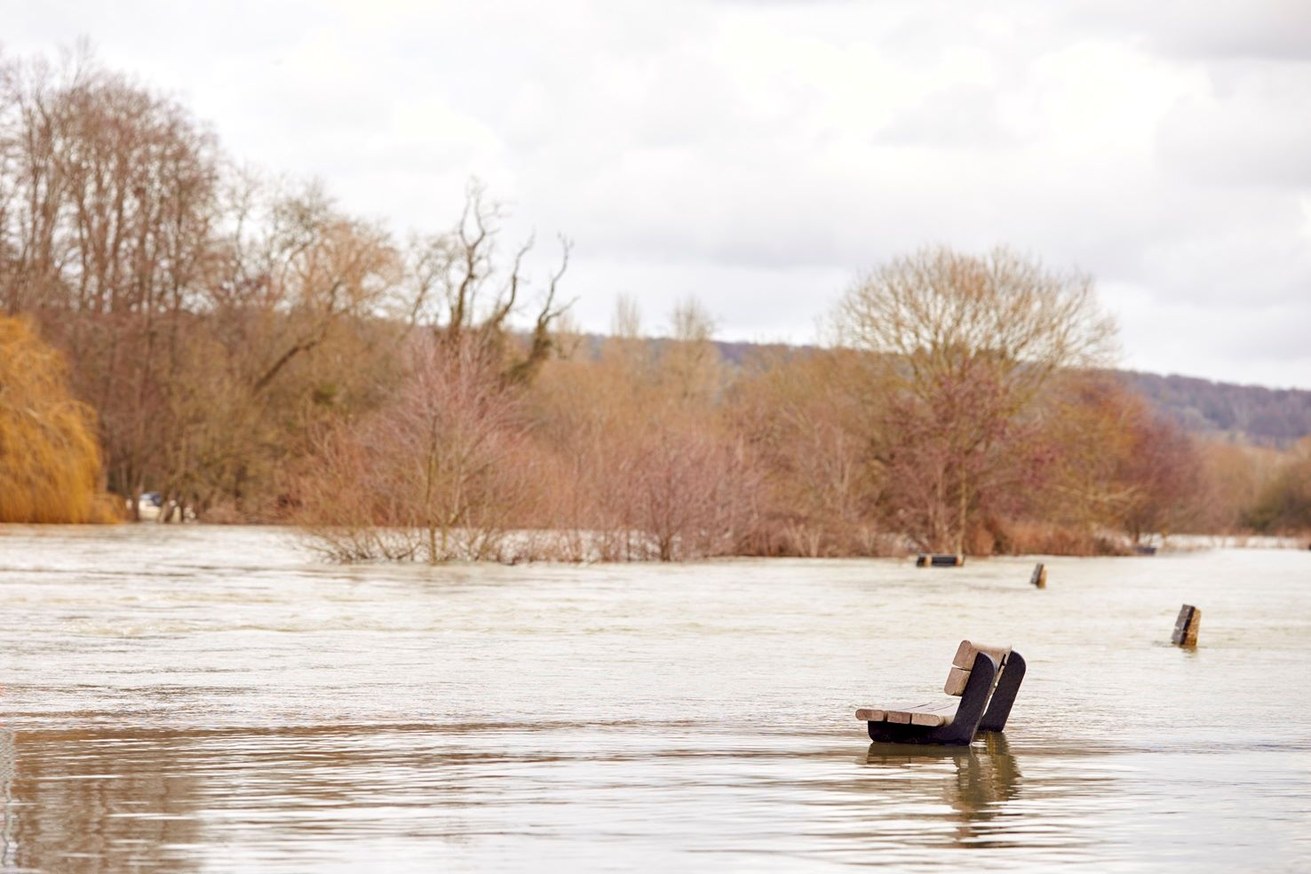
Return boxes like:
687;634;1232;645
856;641;1026;745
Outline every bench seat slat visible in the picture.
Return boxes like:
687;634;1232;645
855;700;952;727
868;709;948;727
910;712;947;727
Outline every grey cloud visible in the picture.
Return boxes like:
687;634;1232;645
1116;295;1311;388
1155;73;1311;188
1063;0;1311;61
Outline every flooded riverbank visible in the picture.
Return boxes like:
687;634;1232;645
2;525;1309;871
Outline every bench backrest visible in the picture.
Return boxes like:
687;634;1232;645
944;640;1011;696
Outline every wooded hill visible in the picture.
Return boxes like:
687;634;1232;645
1117;372;1311;446
716;342;1311;446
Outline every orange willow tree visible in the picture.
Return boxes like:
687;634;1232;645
0;317;115;522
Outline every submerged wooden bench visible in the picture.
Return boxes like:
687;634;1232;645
856;640;1026;745
916;553;964;567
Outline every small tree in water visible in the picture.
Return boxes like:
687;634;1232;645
296;334;538;562
293;185;570;562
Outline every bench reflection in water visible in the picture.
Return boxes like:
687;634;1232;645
864;733;1023;847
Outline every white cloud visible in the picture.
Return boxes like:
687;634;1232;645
6;0;1311;388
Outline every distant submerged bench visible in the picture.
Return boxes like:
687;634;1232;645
856;640;1026;745
916;553;964;567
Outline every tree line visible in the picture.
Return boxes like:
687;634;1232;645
1;49;565;527
2;48;1308;556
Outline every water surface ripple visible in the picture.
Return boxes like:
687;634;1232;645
1;526;1309;872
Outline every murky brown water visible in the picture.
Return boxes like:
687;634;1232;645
1;526;1309;872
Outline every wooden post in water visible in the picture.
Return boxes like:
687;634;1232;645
1172;604;1201;647
1030;562;1047;588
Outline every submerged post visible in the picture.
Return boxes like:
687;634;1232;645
1030;562;1047;588
1172;604;1201;647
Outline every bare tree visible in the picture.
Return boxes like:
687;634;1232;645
729;347;884;556
613;417;761;561
1244;437;1311;534
0;50;73;318
1033;373;1203;548
526;297;763;561
3;48;579;530
0;49;223;513
208;181;401;395
402;180;571;386
659;298;721;403
295;333;542;562
835;246;1117;553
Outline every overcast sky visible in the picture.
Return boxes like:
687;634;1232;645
9;0;1311;388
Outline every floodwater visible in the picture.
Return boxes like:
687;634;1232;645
1;526;1309;873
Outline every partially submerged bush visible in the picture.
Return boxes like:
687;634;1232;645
293;336;548;562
